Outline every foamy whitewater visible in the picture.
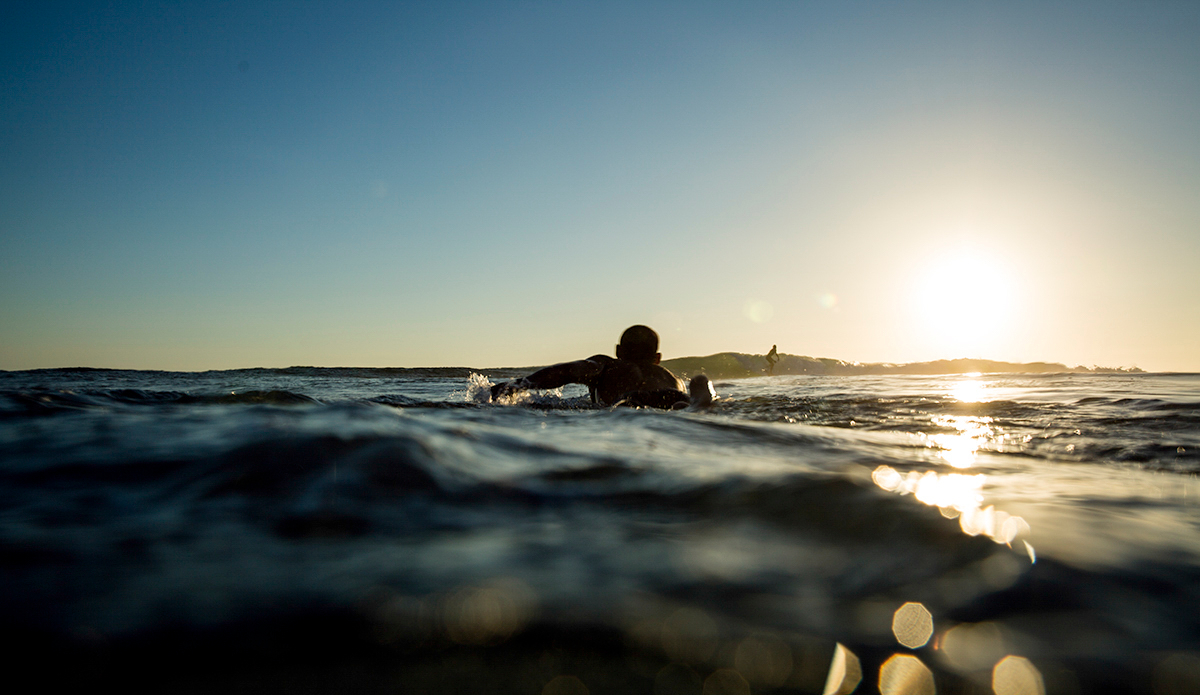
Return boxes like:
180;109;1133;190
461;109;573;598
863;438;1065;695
2;367;1198;693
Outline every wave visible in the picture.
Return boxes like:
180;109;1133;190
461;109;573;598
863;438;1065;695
2;403;1184;694
2;370;1197;692
0;388;319;417
2;366;532;379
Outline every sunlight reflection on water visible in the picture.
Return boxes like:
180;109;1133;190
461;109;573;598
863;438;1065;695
871;464;1034;558
926;415;994;468
949;375;987;403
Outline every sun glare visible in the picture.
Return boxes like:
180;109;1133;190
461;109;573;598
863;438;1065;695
910;248;1017;358
950;376;986;402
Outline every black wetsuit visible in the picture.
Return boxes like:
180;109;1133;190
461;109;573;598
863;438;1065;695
587;355;689;408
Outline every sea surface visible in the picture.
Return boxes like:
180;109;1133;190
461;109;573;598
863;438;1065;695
2;367;1198;694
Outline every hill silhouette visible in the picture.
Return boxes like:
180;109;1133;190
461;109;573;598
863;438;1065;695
661;352;1143;380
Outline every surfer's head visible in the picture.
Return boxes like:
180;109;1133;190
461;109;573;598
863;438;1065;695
616;325;660;364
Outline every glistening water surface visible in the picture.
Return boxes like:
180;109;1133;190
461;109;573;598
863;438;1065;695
2;369;1198;693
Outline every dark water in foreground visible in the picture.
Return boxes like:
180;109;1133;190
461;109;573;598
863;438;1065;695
2;368;1199;694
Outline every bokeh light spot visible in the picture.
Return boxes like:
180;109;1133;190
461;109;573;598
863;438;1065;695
823;643;863;695
442;577;536;645
992;655;1045;695
1152;652;1200;695
892;602;934;649
655;663;703;695
703;669;751;695
734;634;793;687
872;465;903;491
543;674;589;695
940;622;1006;673
661;607;719;664
744;300;774;323
879;654;936;695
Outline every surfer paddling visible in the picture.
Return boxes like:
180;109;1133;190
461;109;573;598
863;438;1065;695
490;325;716;409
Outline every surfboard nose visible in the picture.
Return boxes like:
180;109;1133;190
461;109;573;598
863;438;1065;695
688;375;716;408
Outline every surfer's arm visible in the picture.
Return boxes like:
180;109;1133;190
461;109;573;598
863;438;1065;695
491;356;609;399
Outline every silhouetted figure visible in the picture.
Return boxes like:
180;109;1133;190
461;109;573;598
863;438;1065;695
765;344;779;375
491;325;715;409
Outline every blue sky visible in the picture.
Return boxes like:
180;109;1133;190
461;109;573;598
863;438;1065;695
3;1;1198;370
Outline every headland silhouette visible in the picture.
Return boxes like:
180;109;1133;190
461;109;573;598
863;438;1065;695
661;352;1144;380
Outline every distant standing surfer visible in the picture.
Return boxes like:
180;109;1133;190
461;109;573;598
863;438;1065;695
765;345;779;375
490;325;716;409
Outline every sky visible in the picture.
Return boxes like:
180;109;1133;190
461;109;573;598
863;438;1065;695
2;1;1198;371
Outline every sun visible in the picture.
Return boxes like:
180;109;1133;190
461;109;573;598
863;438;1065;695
910;248;1017;358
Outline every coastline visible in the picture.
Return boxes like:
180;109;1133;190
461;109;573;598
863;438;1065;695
662;353;1145;380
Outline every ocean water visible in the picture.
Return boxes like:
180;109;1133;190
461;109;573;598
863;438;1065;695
2;367;1198;694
